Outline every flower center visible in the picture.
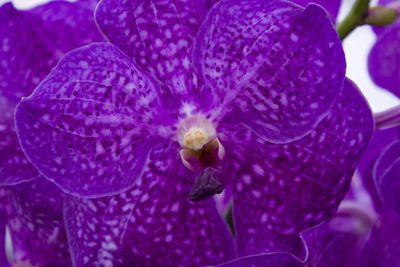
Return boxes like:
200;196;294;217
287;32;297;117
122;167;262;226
183;127;209;150
177;115;216;150
177;115;224;172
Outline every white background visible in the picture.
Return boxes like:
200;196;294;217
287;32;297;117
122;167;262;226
1;0;399;112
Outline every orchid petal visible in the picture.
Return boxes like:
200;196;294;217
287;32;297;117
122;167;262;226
359;211;400;267
15;43;174;197
222;79;373;256
374;140;400;215
0;0;102;185
0;189;9;267
357;127;399;211
6;178;71;266
194;1;345;143
368;21;400;97
290;0;341;20
64;143;234;266
95;0;209;111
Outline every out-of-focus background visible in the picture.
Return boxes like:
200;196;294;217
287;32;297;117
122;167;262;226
0;0;399;112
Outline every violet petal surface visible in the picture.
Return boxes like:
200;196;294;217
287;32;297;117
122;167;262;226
95;0;209;112
223;79;373;256
0;0;102;185
194;1;346;143
368;21;400;97
15;43;174;197
5;178;71;266
64;143;234;267
290;0;342;20
374;140;400;214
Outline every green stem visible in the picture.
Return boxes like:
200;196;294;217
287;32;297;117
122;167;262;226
337;0;371;40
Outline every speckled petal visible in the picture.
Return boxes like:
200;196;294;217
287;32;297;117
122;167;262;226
222;79;373;256
0;0;102;185
374;140;400;214
15;43;174;197
64;143;234;267
368;22;400;97
359;210;400;267
5;178;71;266
95;0;209;111
194;1;345;143
290;0;341;20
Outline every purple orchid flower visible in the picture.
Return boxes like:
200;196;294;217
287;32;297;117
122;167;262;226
14;0;373;266
0;0;102;266
368;0;400;97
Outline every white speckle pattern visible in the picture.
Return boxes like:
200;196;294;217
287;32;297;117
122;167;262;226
64;144;234;266
220;79;374;256
193;1;346;143
96;0;210;112
15;43;175;197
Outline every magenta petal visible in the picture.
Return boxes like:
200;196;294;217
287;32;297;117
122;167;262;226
368;21;400;97
6;178;71;266
95;0;209;111
0;0;101;185
15;43;174;197
194;1;345;143
223;79;373;256
64;143;234;266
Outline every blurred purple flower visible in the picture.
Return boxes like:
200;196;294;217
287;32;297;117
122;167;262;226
328;133;400;267
305;122;400;267
0;190;8;267
14;0;373;266
368;0;400;97
357;126;400;210
2;179;72;267
0;0;102;266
